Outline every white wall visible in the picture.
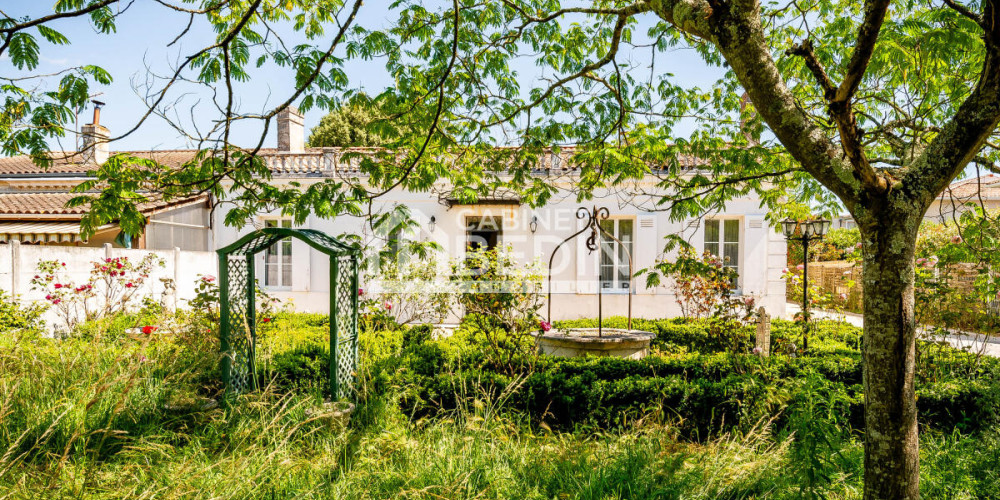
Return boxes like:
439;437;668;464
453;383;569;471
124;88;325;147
0;241;217;330
213;178;787;322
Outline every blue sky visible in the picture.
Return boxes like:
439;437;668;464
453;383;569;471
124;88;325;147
1;1;724;152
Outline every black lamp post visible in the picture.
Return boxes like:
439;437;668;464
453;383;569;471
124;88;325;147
781;217;831;351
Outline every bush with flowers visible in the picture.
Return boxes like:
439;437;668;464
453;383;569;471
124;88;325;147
641;246;746;320
366;256;455;326
450;246;544;371
30;255;165;332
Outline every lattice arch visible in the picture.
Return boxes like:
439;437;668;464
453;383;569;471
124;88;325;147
217;227;360;400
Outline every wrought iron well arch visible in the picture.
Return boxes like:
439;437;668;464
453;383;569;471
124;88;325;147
547;206;633;336
217;227;360;400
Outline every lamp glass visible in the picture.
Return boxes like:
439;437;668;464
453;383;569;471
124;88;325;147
818;218;831;236
802;221;815;237
429;216;436;232
781;219;798;238
529;216;538;233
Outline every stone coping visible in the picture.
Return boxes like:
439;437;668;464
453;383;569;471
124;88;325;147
535;328;656;344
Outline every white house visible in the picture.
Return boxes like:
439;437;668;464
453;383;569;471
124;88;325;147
213;109;788;320
0;108;788;321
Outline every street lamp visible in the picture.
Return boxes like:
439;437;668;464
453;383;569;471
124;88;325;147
781;217;831;351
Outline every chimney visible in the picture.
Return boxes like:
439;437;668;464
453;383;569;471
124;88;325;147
81;100;110;164
277;106;305;152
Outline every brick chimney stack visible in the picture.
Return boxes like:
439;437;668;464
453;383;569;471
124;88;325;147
81;100;110;164
277;106;305;152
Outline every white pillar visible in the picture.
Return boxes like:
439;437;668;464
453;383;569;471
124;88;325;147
10;239;20;299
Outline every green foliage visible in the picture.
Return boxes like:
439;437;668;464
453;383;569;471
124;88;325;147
788;227;861;264
450;246;544;371
0;290;45;334
2;312;1000;498
392;316;1000;437
640;245;749;320
30;255;165;333
783;370;855;499
307;93;398;147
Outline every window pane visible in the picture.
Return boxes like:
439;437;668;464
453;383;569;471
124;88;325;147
282;262;292;287
265;264;277;286
706;242;719;257
600;238;614;285
724;220;739;243
618;220;632;289
705;220;719;244
724;242;739;267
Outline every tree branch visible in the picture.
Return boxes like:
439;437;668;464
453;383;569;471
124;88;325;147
901;0;1000;204
835;0;891;105
653;0;862;208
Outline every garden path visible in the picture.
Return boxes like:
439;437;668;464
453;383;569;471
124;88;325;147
784;302;1000;358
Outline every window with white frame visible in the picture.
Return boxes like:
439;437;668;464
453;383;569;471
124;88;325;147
264;219;292;288
599;218;633;291
704;219;740;287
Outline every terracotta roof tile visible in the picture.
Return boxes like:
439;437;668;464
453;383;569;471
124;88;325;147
0;192;208;220
941;175;1000;201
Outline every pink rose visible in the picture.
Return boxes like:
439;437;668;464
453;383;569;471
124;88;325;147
796;264;804;271
358;288;364;296
383;302;392;311
539;320;552;332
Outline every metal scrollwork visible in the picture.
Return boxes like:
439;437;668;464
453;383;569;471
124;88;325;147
547;206;633;336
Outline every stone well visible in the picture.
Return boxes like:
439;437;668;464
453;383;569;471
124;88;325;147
535;328;656;360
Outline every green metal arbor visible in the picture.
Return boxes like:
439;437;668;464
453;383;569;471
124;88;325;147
217;227;360;400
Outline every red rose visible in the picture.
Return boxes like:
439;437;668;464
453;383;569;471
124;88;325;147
260;317;272;323
141;325;157;334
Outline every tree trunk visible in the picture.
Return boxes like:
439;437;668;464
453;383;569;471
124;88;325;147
860;213;921;500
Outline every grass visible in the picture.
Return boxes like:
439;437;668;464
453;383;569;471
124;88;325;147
1;318;999;499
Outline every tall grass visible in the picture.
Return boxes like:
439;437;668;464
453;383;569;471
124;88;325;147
0;325;997;499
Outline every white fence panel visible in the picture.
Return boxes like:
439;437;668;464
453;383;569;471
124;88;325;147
1;241;218;331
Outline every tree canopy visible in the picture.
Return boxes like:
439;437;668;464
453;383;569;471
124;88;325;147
307;94;390;148
3;2;1000;497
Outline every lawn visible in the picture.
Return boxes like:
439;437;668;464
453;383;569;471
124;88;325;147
1;309;999;499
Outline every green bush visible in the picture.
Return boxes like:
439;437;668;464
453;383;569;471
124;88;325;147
0;290;45;334
393;317;1000;437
